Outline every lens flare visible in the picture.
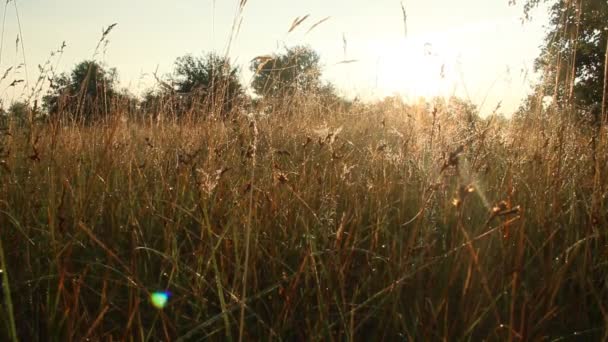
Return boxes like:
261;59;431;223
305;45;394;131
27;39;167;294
150;291;171;309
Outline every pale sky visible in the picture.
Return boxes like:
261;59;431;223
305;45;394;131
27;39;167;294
0;0;548;115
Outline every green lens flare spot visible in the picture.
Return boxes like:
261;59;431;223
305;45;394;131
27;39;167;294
150;291;171;309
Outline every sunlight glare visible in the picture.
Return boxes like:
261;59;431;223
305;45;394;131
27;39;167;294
373;33;458;100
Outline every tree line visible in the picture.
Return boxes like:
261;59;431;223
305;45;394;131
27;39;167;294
1;45;344;124
3;0;607;125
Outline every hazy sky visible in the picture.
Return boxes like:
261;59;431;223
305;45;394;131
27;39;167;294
1;0;548;115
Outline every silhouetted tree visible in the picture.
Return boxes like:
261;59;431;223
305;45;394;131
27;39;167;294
171;53;244;118
520;0;608;123
251;46;323;100
8;101;30;127
139;89;163;118
43;60;117;122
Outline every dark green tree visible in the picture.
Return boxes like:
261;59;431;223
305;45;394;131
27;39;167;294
520;0;608;122
139;89;163;117
8;101;30;127
250;46;323;99
43;60;117;122
171;53;244;117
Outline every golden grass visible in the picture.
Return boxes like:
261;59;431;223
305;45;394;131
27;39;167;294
0;95;606;340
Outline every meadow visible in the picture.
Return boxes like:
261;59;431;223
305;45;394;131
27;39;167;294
0;0;607;338
1;92;607;340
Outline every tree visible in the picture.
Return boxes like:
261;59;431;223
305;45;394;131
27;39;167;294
250;46;323;99
520;0;608;123
113;88;140;118
8;101;30;127
171;53;244;118
43;60;117;122
139;89;163;118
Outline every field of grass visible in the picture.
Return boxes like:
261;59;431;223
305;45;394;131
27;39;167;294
0;97;606;340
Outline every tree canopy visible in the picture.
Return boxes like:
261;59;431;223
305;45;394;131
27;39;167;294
250;46;323;99
8;101;30;127
170;52;244;117
521;0;608;122
43;60;117;122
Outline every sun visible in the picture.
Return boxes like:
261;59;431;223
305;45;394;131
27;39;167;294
371;32;461;101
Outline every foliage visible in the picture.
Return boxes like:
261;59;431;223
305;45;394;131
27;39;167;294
251;46;323;99
114;89;140;118
7;101;30;127
139;88;164;117
521;0;607;122
170;53;244;118
43;60;117;122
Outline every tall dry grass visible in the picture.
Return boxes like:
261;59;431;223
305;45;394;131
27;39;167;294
0;93;606;340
